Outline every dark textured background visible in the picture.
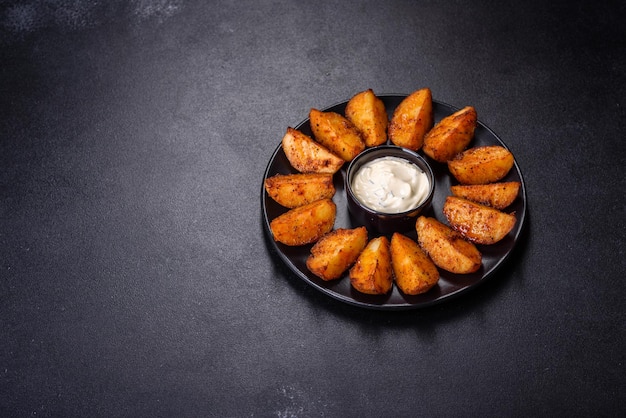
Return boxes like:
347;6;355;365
1;0;624;416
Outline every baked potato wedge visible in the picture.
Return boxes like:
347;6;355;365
349;236;393;295
416;216;481;274
270;198;336;246
450;181;520;210
306;227;368;281
423;106;477;162
448;145;514;185
443;196;516;245
309;108;365;161
265;173;335;208
390;233;439;295
281;127;344;174
388;88;433;150
344;89;388;147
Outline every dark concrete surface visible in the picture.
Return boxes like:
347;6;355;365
1;0;624;416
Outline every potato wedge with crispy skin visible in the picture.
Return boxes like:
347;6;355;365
388;88;433;150
270;198;336;246
448;145;514;185
306;227;368;281
265;173;335;209
450;181;520;210
423;106;477;162
416;216;481;274
349;236;393;295
443;196;516;245
281;127;344;174
309;109;365;162
345;89;388;147
390;233;439;295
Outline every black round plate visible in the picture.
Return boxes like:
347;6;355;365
262;95;527;310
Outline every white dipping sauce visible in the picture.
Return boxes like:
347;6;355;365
351;156;430;213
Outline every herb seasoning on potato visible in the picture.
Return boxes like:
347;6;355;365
450;182;520;209
270;198;336;246
443;196;516;245
390;233;439;295
423;106;477;162
416;216;482;274
345;89;388;147
265;173;335;209
281;127;344;174
306;227;368;281
388;88;433;150
350;236;393;295
448;145;514;185
309;109;365;162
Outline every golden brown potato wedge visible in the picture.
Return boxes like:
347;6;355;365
349;236;393;295
281;127;344;174
416;216;481;274
448;145;515;185
306;227;368;281
423;106;477;162
450;181;520;210
270;198;336;246
443;196;517;245
265;173;335;209
309;108;365;161
390;233;439;295
388;88;433;150
345;89;388;147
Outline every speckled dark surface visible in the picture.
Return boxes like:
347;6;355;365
1;1;625;416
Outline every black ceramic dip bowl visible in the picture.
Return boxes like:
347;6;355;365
346;145;435;235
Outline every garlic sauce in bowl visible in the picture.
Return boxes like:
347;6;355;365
351;156;430;213
346;145;435;234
